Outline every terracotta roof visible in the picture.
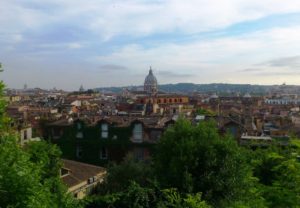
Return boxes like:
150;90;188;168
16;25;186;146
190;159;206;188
61;159;106;188
51;115;187;129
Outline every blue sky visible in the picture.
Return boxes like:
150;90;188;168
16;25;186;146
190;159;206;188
1;0;300;90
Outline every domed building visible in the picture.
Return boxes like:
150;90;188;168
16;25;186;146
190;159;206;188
243;93;251;98
136;67;189;115
144;67;158;95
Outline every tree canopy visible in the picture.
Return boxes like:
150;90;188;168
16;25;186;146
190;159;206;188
0;65;80;208
154;119;257;205
87;118;300;207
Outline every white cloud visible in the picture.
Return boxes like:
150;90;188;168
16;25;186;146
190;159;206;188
12;34;23;43
93;25;300;85
85;0;300;40
1;0;300;40
1;0;300;88
68;42;83;49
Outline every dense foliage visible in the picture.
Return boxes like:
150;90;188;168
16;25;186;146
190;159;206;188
99;154;154;193
86;182;210;208
154;119;264;207
251;144;300;208
86;118;300;208
0;137;80;208
0;65;80;208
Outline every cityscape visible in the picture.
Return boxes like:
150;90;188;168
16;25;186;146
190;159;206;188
1;1;300;208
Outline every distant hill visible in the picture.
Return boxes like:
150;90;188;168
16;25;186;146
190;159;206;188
95;83;275;95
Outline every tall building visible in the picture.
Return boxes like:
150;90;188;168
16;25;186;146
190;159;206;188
139;67;189;115
79;85;84;92
144;67;158;95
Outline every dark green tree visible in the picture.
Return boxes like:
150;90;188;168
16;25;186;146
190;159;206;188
25;141;63;179
157;189;211;208
0;63;11;132
154;118;258;205
252;145;300;208
86;182;210;208
99;153;154;193
0;65;80;208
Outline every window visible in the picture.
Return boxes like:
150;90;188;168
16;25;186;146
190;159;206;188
76;122;83;139
86;184;94;194
134;148;144;160
133;123;143;142
76;132;83;139
101;123;108;138
60;168;69;177
76;146;83;158
77;122;82;130
53;128;61;138
100;147;108;159
150;130;162;141
24;130;27;140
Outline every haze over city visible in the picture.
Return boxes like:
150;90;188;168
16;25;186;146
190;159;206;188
1;0;300;90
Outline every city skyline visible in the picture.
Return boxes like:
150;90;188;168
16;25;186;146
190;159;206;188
1;0;300;90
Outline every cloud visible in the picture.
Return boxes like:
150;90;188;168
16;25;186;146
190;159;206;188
1;0;300;41
2;1;300;89
82;0;300;40
94;26;300;71
256;72;300;76
237;55;300;83
98;64;128;71
261;56;300;68
68;42;83;49
92;25;300;85
243;53;300;67
157;70;193;78
239;68;263;72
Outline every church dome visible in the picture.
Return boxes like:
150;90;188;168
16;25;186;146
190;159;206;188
144;67;158;95
244;93;251;98
210;93;219;99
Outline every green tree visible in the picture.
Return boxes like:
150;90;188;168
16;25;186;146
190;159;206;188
196;108;216;116
86;181;157;208
25;141;62;179
154;118;257;205
99;153;154;193
0;65;80;208
0;63;11;132
158;189;211;208
252;145;300;208
86;182;210;208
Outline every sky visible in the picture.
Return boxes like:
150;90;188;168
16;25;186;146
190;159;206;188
1;0;300;90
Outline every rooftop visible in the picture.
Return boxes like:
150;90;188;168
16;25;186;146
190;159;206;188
61;159;106;188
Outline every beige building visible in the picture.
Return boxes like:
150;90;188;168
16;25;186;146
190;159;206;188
61;159;106;199
19;126;33;145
